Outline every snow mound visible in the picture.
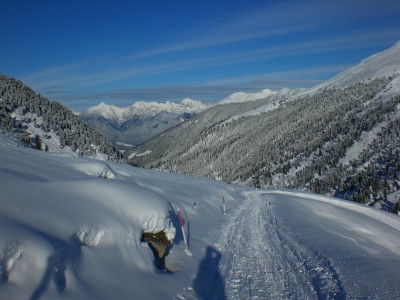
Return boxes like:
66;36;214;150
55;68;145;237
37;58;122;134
71;160;117;179
74;227;104;247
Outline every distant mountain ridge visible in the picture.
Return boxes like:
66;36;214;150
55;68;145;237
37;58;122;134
80;98;208;147
84;98;207;125
128;41;400;213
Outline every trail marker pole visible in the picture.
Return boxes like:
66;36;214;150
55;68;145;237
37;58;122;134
222;196;226;215
177;208;192;256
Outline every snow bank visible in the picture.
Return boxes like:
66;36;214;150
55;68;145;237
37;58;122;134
0;133;241;300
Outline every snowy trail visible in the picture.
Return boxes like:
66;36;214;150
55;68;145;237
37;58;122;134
217;192;318;300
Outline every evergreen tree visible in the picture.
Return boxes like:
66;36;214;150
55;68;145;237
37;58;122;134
35;134;42;150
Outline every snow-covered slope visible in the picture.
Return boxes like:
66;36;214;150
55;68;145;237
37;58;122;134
8;109;110;160
84;98;208;125
293;41;400;100
322;41;400;88
1;132;400;299
218;89;277;104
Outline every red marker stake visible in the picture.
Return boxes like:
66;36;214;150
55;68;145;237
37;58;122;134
177;208;192;256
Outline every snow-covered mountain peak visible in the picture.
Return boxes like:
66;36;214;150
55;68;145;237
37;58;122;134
86;102;124;120
277;87;291;96
89;101;115;111
219;88;277;104
180;98;205;108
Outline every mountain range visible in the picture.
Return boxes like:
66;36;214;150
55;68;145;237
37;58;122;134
128;41;400;212
80;98;208;148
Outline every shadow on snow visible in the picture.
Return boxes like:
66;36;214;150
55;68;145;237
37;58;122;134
193;246;226;300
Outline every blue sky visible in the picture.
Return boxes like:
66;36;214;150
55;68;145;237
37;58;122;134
1;0;399;112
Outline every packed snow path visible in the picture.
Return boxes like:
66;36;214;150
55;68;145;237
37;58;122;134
178;190;400;299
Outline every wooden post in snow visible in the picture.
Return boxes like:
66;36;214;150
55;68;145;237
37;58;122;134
177;208;192;256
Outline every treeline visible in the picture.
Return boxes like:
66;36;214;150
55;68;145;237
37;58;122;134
0;74;122;160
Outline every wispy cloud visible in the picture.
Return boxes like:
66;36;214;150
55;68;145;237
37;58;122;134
119;24;309;61
119;0;400;61
21;57;103;82
205;65;349;86
23;27;399;94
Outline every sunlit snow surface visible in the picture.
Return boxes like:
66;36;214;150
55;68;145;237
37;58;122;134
0;133;399;299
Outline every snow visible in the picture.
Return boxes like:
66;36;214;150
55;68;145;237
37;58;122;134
116;141;134;148
375;75;400;102
339;120;388;166
8;109;111;161
340;99;400;167
128;150;152;159
11;110;66;154
218;89;277;104
1;132;400;299
85;98;208;125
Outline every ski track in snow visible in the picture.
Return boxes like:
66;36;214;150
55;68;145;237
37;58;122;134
217;192;345;300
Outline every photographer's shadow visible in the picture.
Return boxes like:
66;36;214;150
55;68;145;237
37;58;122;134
193;246;226;300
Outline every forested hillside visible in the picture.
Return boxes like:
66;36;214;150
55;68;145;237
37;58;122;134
128;43;400;212
0;75;122;160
